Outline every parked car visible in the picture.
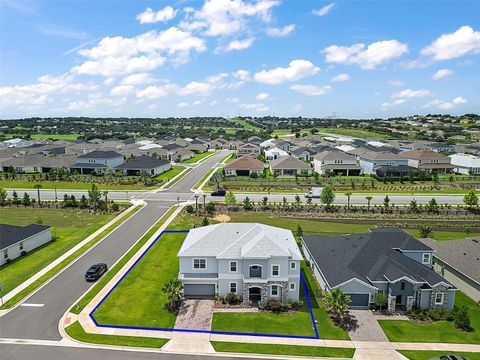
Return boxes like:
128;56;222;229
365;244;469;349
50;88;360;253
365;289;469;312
85;263;108;281
429;355;469;360
211;189;226;196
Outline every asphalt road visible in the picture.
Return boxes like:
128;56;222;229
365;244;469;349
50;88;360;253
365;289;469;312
0;152;227;348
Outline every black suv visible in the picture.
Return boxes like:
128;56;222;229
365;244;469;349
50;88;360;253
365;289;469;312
211;189;226;196
85;263;108;281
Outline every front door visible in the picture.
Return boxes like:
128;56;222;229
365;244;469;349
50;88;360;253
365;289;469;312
249;287;261;303
396;295;402;304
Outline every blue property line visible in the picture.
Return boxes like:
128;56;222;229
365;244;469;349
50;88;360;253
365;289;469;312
90;230;320;340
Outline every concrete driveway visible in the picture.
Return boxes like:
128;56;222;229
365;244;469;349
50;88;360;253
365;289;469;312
348;310;389;342
174;299;214;331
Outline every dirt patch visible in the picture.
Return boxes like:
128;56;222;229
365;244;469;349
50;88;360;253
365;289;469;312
214;214;231;222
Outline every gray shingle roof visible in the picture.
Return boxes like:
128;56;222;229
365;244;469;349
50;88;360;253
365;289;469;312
269;155;310;170
303;228;452;288
77;150;123;159
116;155;169;169
0;224;51;250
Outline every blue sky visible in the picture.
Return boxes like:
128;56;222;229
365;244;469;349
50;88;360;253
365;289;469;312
1;0;479;119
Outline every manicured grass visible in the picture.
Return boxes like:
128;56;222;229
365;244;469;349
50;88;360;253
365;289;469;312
182;151;216;163
318;127;391;140
72;206;177;314
92;231;187;328
399;350;480;360
229;118;262;131
211;341;355;358
379;292;480;344
193;167;220;190
0;205;139;309
154;166;185;183
66;321;168;349
0;207;115;295
0;180;154;190
31;133;80;140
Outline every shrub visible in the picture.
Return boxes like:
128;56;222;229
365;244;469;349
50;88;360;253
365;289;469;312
111;202;120;212
224;292;241;305
454;306;472;331
21;250;27;256
259;299;303;313
185;205;194;214
205;201;216;213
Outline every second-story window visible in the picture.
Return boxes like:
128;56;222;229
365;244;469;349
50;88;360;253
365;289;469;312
193;258;206;270
272;265;279;276
422;253;431;264
230;261;237;272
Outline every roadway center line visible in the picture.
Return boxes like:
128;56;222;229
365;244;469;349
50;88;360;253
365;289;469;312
20;303;45;307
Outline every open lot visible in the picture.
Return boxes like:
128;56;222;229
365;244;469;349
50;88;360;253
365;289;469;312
182;151;216;164
0;207;115;295
379;292;480;344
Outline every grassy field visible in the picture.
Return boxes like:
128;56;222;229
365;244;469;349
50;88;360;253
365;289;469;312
0;180;154;190
229;118;262;131
379;292;480;344
0;207;115;295
31;133;80;140
92;231;187;328
182;152;216;163
211;342;355;358
399;350;480;360
66;321;168;348
154;166;185;183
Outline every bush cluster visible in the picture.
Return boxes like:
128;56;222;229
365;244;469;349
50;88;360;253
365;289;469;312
408;306;472;331
220;293;242;305
258;299;303;313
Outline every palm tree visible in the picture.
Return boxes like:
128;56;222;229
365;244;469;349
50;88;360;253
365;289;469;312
33;183;42;207
345;191;352;210
162;279;184;312
323;289;351;325
365;196;372;211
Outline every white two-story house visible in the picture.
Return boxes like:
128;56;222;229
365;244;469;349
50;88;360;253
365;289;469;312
177;223;302;304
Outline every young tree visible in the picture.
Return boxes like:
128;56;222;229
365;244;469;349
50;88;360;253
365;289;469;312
162;279;184;312
282;196;288;208
323;289;351;325
375;292;388;312
365;196;372;211
33;183;42;207
79;195;88;209
409;199;419;213
383;195;390;210
22;192;31;207
111;202;120;212
12;190;19;206
463;189;478;209
103;190;109;206
294;194;301;207
243;196;253;210
0;188;7;205
70;195;78;208
320;186;335;208
426;198;439;213
205;201;216;214
296;224;303;238
261;196;269;210
139;170;150;186
202;217;209;226
225;191;237;206
88;183;102;212
419;225;433;238
345;191;352;209
306;196;312;206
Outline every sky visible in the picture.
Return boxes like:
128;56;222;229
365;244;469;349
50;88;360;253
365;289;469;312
0;0;479;119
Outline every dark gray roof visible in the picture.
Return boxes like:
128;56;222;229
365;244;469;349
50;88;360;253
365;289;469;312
292;147;317;156
116;155;169;169
77;150;123;159
0;224;51;250
162;143;182;150
303;227;452;288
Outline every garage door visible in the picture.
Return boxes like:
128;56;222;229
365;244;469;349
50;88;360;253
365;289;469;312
347;293;370;308
183;284;215;298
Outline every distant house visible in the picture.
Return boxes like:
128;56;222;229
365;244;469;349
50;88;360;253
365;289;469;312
171;148;195;162
427;142;456;153
115;155;171;176
449;153;480;175
269;155;311;176
400;150;455;173
272;139;292;151
260;138;276;149
73;150;124;174
224;155;264;177
237;143;261;157
0;138;32;148
186;142;208;154
302;228;456;311
0;224;52;266
177;223;302;303
313;150;361;176
0;154;77;174
358;151;410;176
247;136;263;145
264;147;288;160
421;238;480;302
291;147;317;162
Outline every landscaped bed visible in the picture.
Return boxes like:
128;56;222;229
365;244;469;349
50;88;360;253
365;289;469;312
211;341;355;358
379;292;480;344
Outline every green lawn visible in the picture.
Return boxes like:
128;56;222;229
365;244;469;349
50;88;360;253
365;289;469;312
182;152;216;163
31;133;80;140
154;166;185;183
399;350;480;360
0;180;154;190
66;321;168;349
211;341;354;358
229;118;262;131
379;292;480;344
211;262;349;339
0;207;115;295
92;231;187;328
193;167;220;190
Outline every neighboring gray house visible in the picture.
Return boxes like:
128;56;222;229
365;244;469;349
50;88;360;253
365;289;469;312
0;154;77;174
237;143;261;157
313;150;361;176
0;224;52;266
421;238;480;302
177;223;302;304
115;155;171;176
291;147;317;162
302;228;456;311
73;150;124;174
269;155;311;176
427;143;456;153
358;151;410;175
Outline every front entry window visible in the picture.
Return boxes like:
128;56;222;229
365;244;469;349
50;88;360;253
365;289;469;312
271;285;279;296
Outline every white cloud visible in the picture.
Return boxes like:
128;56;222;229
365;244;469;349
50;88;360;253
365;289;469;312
312;2;335;16
110;85;136;96
323;40;408;69
226;97;240;103
266;24;295;37
217;37;255;53
426;96;468;110
186;0;281;37
136;84;176;99
121;73;156;85
290;84;331;96
136;6;178;24
66;93;126;112
177;102;189;108
392;88;431;99
256;92;269;100
254;59;320;85
388;79;404;86
330;73;350;82
292;104;303;111
232;69;251;81
381;99;406;109
421;26;480;61
178;81;215;96
432;68;454;80
209;100;218;106
238;103;269;112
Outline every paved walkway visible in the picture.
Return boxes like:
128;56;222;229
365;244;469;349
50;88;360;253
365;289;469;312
174;300;214;331
347;310;389;342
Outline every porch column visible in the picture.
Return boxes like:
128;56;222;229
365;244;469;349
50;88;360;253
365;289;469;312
406;296;414;311
387;295;396;313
